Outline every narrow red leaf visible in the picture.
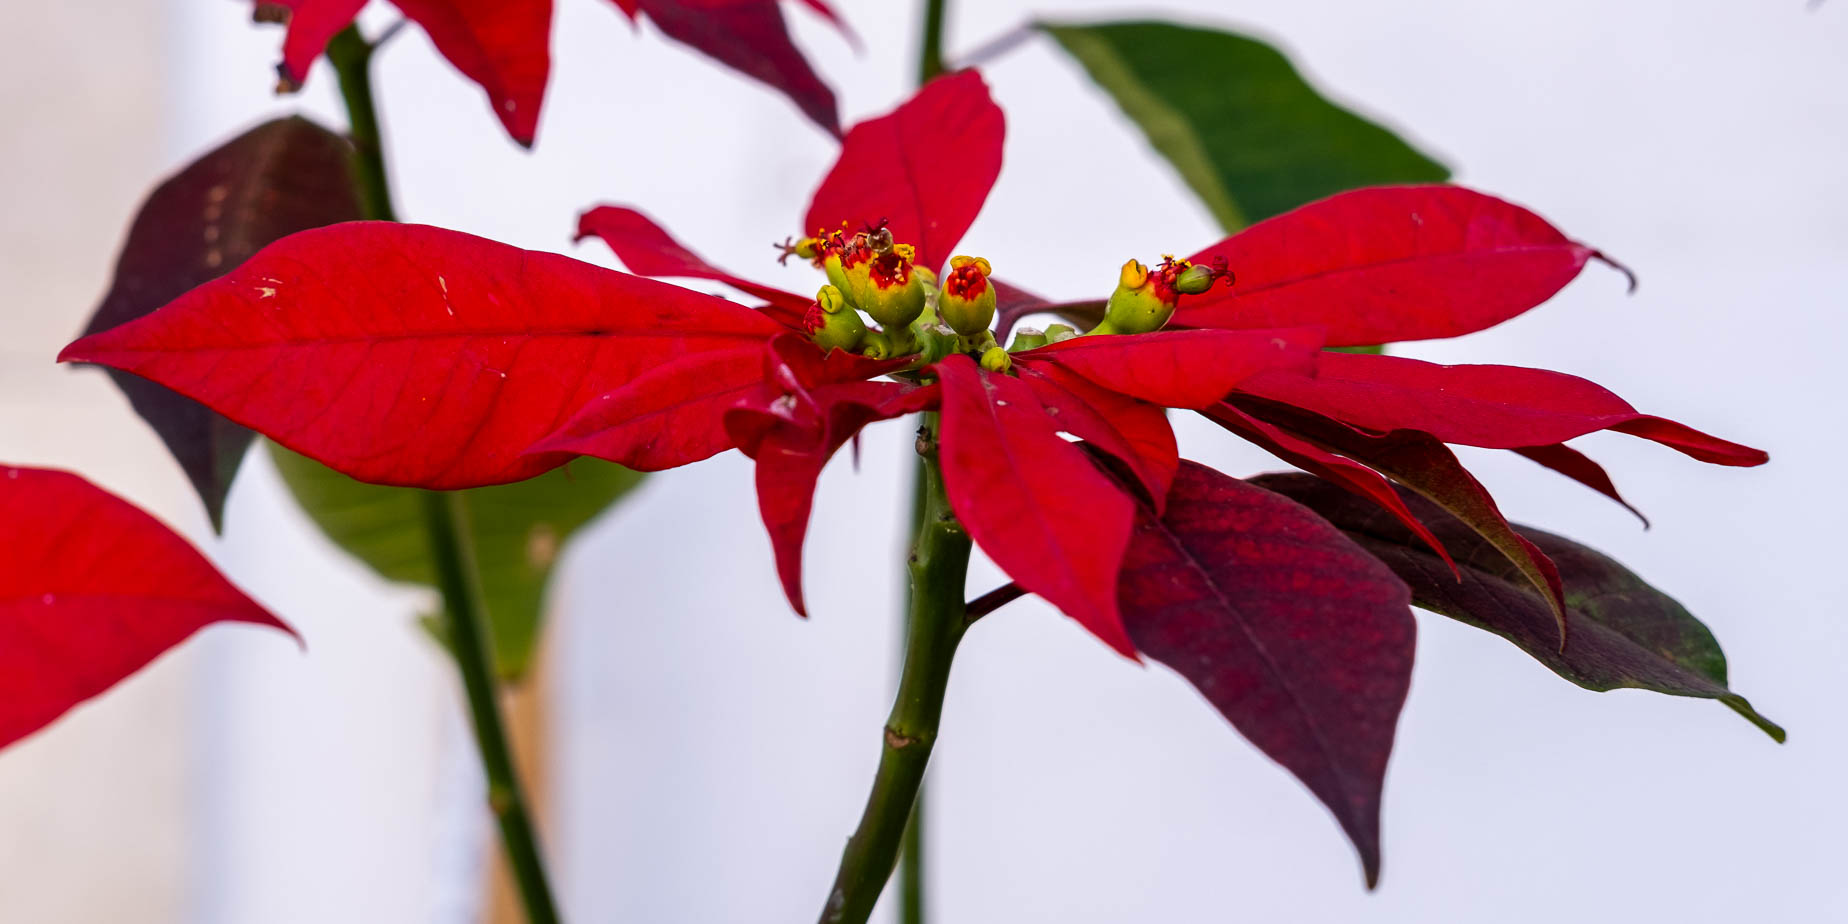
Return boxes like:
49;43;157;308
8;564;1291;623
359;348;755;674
1237;397;1570;647
79;117;362;531
1017;363;1177;511
1018;327;1321;410
726;336;935;614
803;70;1004;271
633;0;841;136
60;222;783;489
1513;444;1649;527
789;0;859;49
0;465;294;751
575;205;808;316
391;0;553;147
1238;352;1767;466
1178;185;1629;347
1118;461;1414;887
1203;401;1456;573
934;355;1135;657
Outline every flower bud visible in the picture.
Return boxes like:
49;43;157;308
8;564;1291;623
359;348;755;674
821;227;930;331
939;255;997;338
1096;255;1231;334
803;284;866;352
1043;324;1079;343
979;345;1013;373
1009;327;1049;351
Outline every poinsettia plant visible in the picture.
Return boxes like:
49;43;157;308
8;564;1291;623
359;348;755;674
3;2;1784;923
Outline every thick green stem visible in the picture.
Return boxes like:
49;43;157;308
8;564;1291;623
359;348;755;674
328;25;559;924
420;493;561;924
918;0;948;84
820;420;972;924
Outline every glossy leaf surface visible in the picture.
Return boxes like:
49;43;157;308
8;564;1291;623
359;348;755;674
804;70;1004;271
1019;327;1320;410
1042;20;1448;230
0;465;292;750
392;0;554;147
1178;185;1624;346
935;355;1134;656
1119;461;1414;886
1017;363;1177;511
62;222;783;489
1254;473;1783;741
1239;352;1767;465
78;116;362;530
269;444;641;679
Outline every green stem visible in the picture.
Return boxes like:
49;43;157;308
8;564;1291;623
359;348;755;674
918;0;948;84
326;26;396;222
328;25;560;924
420;494;561;924
819;418;972;924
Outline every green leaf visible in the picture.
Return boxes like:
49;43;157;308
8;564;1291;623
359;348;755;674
1253;473;1784;742
1041;20;1450;230
268;443;644;680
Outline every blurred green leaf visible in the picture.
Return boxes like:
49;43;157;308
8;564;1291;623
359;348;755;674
1041;20;1449;230
268;443;644;681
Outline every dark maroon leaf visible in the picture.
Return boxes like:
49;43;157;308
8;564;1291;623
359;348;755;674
633;0;841;136
1119;460;1415;887
1235;396;1569;647
77;116;361;530
1253;472;1783;742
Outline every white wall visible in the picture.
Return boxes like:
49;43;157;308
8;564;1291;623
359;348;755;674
11;0;1842;920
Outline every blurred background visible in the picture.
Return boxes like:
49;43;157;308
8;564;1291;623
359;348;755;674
1;0;1843;920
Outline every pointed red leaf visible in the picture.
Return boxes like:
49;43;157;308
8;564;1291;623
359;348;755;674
1178;185;1629;346
935;355;1135;656
391;0;553;147
0;465;293;751
575;205;808;316
1017;363;1177;511
1119;461;1414;887
1513;444;1648;526
79;116;362;531
727;376;935;616
60;222;783;489
526;345;766;470
266;0;367;87
1203;401;1456;573
1238;397;1570;646
265;0;552;146
1018;327;1320;410
1237;352;1767;466
803;70;1004;271
789;0;858;49
633;0;841;136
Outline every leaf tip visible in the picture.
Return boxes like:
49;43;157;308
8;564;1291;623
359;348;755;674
1590;249;1638;294
1722;695;1786;744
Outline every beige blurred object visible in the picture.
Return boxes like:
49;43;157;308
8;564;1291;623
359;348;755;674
0;2;198;924
482;640;555;924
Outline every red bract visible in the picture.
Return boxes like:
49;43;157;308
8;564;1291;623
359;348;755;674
0;465;293;751
256;0;847;145
61;222;784;488
64;69;1771;884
